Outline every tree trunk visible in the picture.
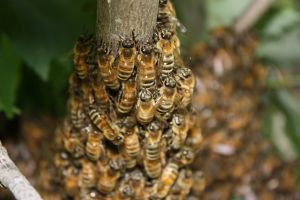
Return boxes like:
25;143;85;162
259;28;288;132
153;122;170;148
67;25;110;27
96;0;159;48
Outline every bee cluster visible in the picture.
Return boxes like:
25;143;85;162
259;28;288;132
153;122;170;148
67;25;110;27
190;28;300;199
50;0;203;199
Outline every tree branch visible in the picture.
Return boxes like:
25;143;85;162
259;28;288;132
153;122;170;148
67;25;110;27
96;0;159;48
0;141;42;200
233;0;273;34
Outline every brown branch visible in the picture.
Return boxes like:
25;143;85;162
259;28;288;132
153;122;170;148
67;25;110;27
233;0;273;34
96;0;159;48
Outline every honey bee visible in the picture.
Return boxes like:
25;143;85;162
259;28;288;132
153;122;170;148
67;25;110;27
155;76;177;119
175;146;195;166
63;130;85;158
117;78;137;114
191;171;205;195
96;42;120;90
151;162;179;199
97;160;122;194
81;81;95;109
156;29;176;77
171;169;193;196
80;159;98;188
175;67;195;108
54;151;70;170
89;108;124;145
144;159;162;179
85;130;105;161
136;89;155;125
124;126;140;158
116;180;134;200
73;35;92;79
115;37;137;81
170;114;189;150
120;146;137;169
68;96;86;130
137;43;157;90
157;0;177;32
63;166;80;197
186;126;203;152
129;170;145;199
92;77;110;109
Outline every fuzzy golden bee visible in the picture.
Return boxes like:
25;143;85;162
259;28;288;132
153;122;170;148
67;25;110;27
157;29;176;77
129;170;145;199
170;114;189;150
136;89;156;125
117;78;137;114
97;160;122;194
123;126;140;158
85;130;105;161
116;180;134;200
63;130;85;159
68;96;86;130
73;35;92;79
96;43;120;90
92;77;110;109
157;0;177;32
115;38;137;81
88;108;124;145
137;43;157;90
63;166;80;197
80;159;98;188
175;67;195;108
172;169;193;196
155;76;177;119
151;162;179;199
81;81;95;109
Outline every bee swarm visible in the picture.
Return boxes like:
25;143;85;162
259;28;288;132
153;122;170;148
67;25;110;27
49;0;204;199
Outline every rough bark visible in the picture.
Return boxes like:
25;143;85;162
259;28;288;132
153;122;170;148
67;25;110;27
96;0;159;48
0;141;42;200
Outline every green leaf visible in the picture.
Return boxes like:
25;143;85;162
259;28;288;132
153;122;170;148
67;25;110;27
0;0;95;81
205;0;252;30
262;8;300;37
0;35;22;118
258;26;300;67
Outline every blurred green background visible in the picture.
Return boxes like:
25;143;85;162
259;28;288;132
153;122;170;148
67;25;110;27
0;0;300;164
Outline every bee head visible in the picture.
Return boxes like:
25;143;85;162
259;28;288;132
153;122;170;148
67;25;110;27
141;43;153;54
178;67;192;79
159;0;168;7
122;38;135;48
164;77;176;88
173;114;184;126
113;134;124;145
149;121;160;132
139;89;152;102
161;29;173;40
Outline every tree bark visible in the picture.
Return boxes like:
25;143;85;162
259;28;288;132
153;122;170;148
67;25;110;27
0;141;42;200
96;0;159;48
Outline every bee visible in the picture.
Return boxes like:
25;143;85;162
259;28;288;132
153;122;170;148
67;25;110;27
191;171;205;195
136;89;155;125
89;108;124;145
170;114;189;150
92;77;110;109
124;126;140;158
171;169;193;196
145;121;162;161
81;81;95;109
73;35;92;79
116;180;134;200
175;146;195;166
96;42;120;90
54;151;70;170
80;159;98;188
151;162;179;199
144;121;163;179
121;146;137;169
155;76;177;119
63;166;80;197
129;170;145;199
157;0;177;32
186;126;203;152
117;78;137;114
85;130;105;161
97;159;122;194
137;43;157;90
63;130;85;158
68;96;86;130
156;29;176;77
115;37;137;81
175;67;195;108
